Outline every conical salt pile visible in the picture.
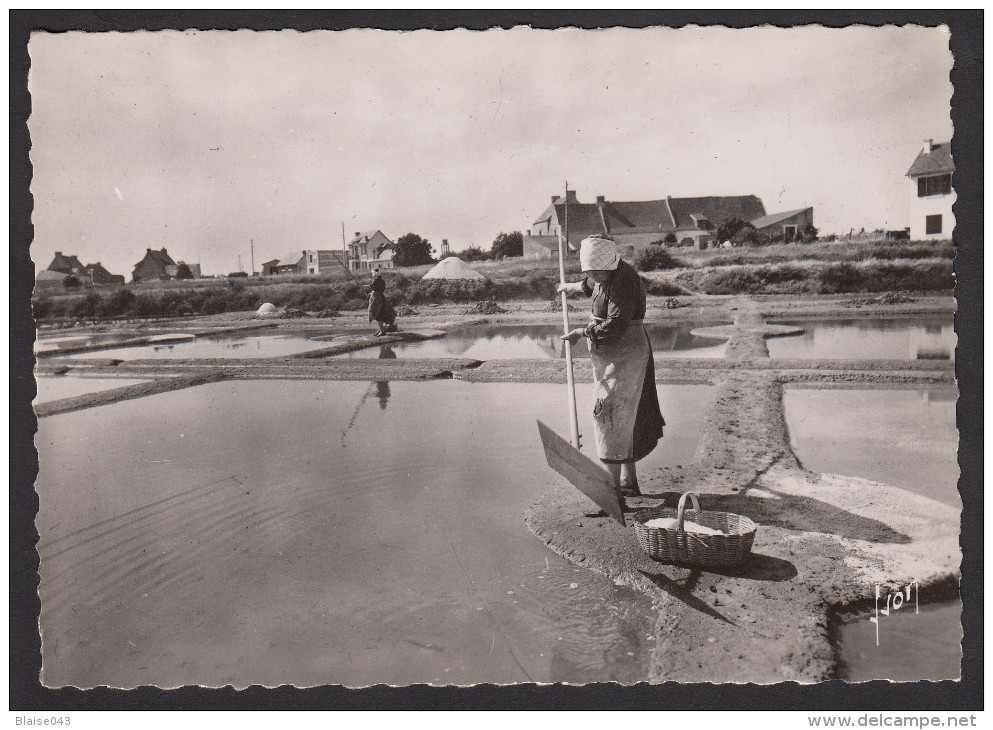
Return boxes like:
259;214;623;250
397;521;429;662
255;302;278;318
421;257;488;281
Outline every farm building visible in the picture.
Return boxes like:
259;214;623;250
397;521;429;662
750;208;814;242
260;259;281;276
81;262;126;286
907;139;954;240
272;251;306;275
35;269;70;292
523;190;772;257
347;231;395;272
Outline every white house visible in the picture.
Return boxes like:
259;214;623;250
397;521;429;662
906;139;954;240
271;250;348;275
347;230;395;272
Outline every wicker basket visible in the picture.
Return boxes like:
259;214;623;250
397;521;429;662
634;492;757;567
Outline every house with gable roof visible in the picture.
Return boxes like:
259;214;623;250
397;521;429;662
906;139;954;239
347;230;395;272
46;251;84;275
524;190;772;257
132;247;177;282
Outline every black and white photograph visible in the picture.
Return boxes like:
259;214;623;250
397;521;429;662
11;10;981;714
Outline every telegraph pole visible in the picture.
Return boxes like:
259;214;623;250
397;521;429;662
250;239;255;275
342;222;347;270
564;181;569;253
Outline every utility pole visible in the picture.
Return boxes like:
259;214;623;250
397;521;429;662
564;180;569;253
342;222;347;271
238;253;242;273
250;239;255;275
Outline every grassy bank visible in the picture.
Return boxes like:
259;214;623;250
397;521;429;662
33;238;955;321
688;239;955;268
671;258;953;295
34;269;687;321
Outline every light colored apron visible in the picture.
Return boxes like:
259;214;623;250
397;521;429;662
588;317;649;462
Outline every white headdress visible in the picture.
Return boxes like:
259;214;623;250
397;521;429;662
579;235;620;271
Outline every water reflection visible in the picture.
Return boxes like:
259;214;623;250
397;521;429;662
335;323;727;360
767;316;955;361
374;382;391;410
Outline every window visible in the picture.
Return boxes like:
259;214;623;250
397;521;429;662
926;215;942;235
918;174;952;197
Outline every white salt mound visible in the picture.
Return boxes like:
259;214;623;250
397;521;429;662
421;257;488;281
644;516;725;535
256;302;278;318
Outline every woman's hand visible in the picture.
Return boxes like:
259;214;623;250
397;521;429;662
560;327;585;346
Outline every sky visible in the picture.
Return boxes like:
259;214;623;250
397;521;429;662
28;25;953;277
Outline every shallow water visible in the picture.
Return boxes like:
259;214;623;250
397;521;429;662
333;323;727;360
836;600;962;681
783;387;960;506
35;333;140;353
64;333;331;360
36;380;711;688
766;315;955;361
34;375;152;404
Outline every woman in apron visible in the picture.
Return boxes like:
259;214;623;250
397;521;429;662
558;234;666;498
368;267;397;336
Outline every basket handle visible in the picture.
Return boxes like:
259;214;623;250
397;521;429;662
675;492;702;531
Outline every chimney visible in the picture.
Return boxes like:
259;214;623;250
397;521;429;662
924;138;934;154
566;189;578;204
55;251;62;257
147;248;152;253
596;195;605;205
161;248;167;255
354;232;360;238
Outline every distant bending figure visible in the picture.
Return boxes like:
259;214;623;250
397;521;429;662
368;267;398;336
557;234;665;499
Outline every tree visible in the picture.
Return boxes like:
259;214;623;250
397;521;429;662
63;275;80;289
175;262;194;279
490;231;523;259
715;218;752;244
799;224;819;243
456;245;490;262
391;233;436;267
